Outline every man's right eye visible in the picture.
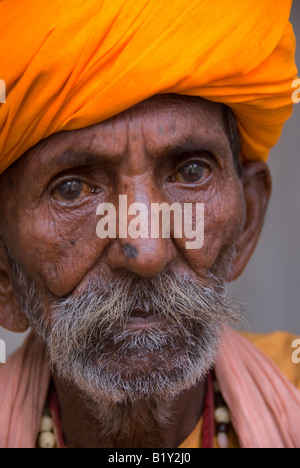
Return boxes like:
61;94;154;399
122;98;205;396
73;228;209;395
53;179;88;202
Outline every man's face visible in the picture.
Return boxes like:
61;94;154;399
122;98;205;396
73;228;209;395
0;95;251;404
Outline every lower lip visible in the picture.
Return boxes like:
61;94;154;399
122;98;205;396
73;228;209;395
125;314;167;330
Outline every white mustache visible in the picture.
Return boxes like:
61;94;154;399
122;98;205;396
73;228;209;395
48;271;240;349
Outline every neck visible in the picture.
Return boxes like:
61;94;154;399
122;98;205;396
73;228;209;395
52;375;206;448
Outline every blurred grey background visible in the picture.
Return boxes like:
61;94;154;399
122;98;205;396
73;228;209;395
1;3;299;357
229;2;300;335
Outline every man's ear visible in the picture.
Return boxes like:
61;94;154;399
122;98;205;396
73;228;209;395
229;160;272;282
0;242;29;332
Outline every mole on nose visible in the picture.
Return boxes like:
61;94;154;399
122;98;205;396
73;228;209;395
123;243;139;259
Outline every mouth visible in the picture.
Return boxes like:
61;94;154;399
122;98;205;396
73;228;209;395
125;309;167;330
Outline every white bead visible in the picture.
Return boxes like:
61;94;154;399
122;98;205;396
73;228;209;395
217;432;229;449
38;431;56;448
214;407;231;424
39;415;53;433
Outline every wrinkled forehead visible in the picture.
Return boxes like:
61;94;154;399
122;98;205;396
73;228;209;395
111;94;228;135
0;94;232;195
80;94;229;155
125;94;226;119
31;94;230;157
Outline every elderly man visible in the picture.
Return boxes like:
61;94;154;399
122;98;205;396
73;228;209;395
0;0;299;449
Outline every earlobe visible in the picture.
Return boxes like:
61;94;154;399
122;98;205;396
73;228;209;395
229;160;272;282
0;243;29;332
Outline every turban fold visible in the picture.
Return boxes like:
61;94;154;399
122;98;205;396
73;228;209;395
0;0;298;175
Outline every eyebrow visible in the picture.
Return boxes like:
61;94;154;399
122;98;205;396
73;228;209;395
43;135;228;174
155;141;218;160
42;149;120;174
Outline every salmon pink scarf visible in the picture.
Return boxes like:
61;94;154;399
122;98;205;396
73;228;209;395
0;328;300;448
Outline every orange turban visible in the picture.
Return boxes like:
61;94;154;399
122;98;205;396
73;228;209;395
0;0;298;175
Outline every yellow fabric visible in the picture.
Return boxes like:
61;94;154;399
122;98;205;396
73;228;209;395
179;331;300;448
179;418;203;449
0;0;298;175
178;418;240;448
241;331;300;392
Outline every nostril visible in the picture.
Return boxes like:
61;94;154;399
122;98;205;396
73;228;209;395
123;243;139;259
107;238;177;278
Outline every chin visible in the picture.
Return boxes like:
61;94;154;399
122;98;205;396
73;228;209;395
53;326;221;406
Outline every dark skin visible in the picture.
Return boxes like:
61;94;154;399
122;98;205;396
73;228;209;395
0;95;271;447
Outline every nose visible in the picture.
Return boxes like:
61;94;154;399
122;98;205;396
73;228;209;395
107;235;177;278
106;191;178;277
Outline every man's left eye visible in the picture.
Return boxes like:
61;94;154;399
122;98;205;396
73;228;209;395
170;161;211;184
53;179;90;202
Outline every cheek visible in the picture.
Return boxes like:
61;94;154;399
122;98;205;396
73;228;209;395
176;182;246;276
11;204;109;296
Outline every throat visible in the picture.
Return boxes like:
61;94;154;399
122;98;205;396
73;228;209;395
94;397;176;448
53;375;206;448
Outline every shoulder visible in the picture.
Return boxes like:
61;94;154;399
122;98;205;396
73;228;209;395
241;330;300;391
